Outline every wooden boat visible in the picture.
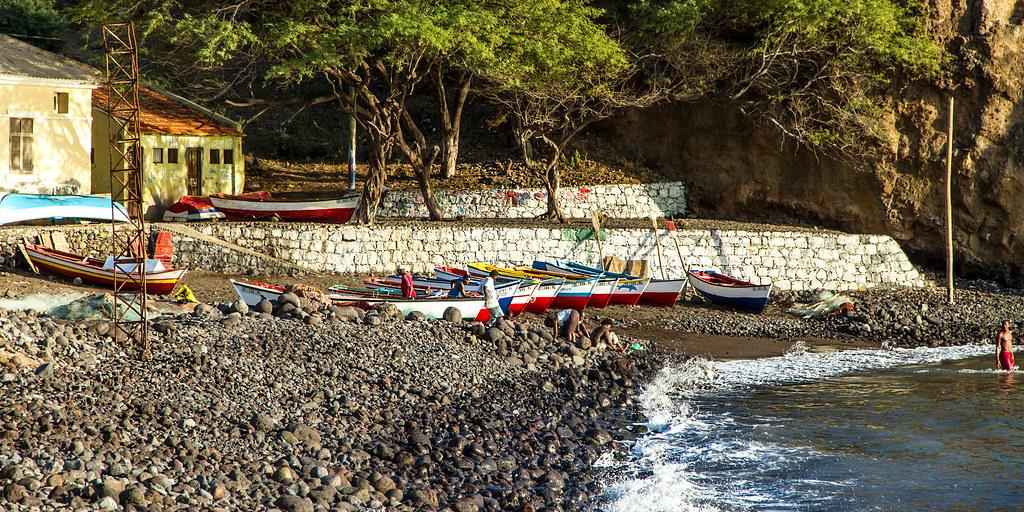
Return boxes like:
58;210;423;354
230;280;486;321
466;263;598;311
26;245;186;295
530;260;650;306
686;270;772;313
544;260;685;307
209;191;360;223
434;267;561;314
513;266;618;309
0;193;130;225
364;276;528;316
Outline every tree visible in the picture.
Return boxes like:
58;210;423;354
75;0;459;223
483;0;658;221
614;0;944;158
0;0;66;50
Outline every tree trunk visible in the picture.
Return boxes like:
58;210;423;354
357;142;389;225
434;69;472;180
542;160;566;222
397;111;443;220
513;118;534;167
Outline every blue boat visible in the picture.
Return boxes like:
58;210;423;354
0;194;130;225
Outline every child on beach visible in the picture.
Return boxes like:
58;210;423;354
997;320;1018;371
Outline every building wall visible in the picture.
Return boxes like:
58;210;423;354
91;109;245;219
0;81;94;194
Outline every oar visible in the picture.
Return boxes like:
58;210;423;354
667;220;689;296
649;215;666;280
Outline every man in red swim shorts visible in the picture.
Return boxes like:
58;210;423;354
997;320;1017;371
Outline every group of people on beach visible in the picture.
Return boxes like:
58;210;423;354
397;267;627;352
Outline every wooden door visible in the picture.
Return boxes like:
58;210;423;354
185;147;202;195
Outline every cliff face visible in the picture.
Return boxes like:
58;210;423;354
601;0;1024;283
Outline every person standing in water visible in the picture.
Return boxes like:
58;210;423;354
997;320;1017;371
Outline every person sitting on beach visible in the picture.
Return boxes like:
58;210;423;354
397;268;416;299
546;309;587;343
591;318;625;353
997;320;1017;371
479;270;503;327
448;274;470;298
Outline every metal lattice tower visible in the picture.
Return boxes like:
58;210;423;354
102;22;148;350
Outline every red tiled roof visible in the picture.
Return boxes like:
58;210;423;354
93;85;242;137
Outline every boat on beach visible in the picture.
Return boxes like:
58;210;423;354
364;276;529;316
0;193;130;225
434;266;562;314
513;266;618;308
209;191;361;223
26;244;186;295
466;263;598;311
230;280;486;320
541;260;685;307
686;270;772;313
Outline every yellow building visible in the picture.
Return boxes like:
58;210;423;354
0;34;99;194
92;85;245;219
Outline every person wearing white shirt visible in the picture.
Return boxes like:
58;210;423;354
479;270;503;327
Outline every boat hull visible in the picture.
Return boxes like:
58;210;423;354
586;279;618;308
610;278;650;306
27;246;185;295
525;281;561;313
210;193;359;223
549;279;596;311
686;271;772;312
0;193;130;225
636;279;686;306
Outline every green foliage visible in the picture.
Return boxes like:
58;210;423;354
0;0;66;50
621;0;944;156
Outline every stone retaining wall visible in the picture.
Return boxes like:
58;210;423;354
377;182;687;219
0;223;927;291
169;223;926;291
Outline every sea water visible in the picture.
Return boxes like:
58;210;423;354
604;344;1024;511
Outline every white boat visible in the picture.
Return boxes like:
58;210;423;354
210;191;360;223
230;280;486;321
686;270;772;313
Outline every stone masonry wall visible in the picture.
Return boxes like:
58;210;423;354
377;182;687;219
171;223;925;291
0;222;927;291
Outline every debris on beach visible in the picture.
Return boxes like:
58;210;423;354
788;291;855;319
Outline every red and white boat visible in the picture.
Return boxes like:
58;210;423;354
435;266;562;314
609;277;651;306
25;245;187;295
210;191;360;223
686;270;772;313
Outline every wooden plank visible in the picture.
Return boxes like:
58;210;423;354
18;243;38;274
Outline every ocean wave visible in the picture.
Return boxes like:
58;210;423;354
603;343;994;511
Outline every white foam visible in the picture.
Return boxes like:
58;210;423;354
606;343;993;511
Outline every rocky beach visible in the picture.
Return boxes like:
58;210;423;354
1;272;1023;511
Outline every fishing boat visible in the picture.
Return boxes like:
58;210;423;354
230;280;486;321
530;260;650;306
364;276;527;316
162;195;230;222
542;260;686;307
466;263;598;311
513;266;618;309
686;270;772;313
435;267;562;314
0;193;130;225
25;245;186;295
210;191;361;223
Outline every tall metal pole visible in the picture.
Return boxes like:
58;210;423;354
945;95;955;305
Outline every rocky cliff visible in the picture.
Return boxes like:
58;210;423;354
601;0;1024;284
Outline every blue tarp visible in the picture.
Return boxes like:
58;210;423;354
0;194;130;225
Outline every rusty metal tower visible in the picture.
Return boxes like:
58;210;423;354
102;22;148;350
